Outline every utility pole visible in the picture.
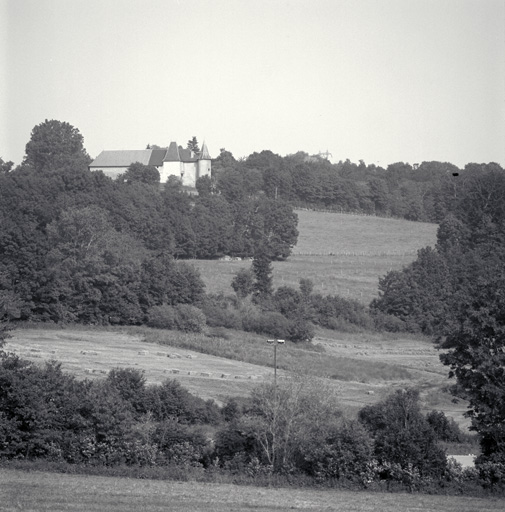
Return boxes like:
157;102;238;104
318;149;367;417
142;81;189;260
267;339;285;385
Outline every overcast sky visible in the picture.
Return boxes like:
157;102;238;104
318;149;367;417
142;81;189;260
1;0;504;168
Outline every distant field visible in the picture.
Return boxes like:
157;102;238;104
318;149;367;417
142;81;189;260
194;210;438;303
2;468;503;512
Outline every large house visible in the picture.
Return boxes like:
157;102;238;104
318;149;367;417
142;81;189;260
89;141;211;188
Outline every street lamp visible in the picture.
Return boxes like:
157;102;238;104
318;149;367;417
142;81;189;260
267;339;285;385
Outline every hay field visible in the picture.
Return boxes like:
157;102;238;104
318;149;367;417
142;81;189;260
194;210;438;303
6;326;468;426
2;468;503;512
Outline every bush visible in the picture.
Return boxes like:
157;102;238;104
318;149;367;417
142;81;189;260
147;304;206;333
242;311;290;338
201;294;242;329
426;410;464;442
286;317;315;343
173;304;207;333
296;420;374;482
359;389;447;478
372;311;407;332
147;305;177;329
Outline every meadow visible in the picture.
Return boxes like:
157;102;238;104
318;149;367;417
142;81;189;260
1;468;503;512
194;210;438;303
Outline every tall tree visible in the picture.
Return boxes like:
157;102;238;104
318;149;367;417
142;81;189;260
187;136;200;154
23;120;91;173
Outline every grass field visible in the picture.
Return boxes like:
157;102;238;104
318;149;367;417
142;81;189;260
1;468;503;512
194;210;438;303
7;325;470;427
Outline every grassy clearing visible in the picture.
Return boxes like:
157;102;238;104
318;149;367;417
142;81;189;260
194;210;438;303
137;326;412;383
9;325;467;424
1;468;503;512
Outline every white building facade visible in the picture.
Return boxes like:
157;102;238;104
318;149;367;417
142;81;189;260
89;142;211;188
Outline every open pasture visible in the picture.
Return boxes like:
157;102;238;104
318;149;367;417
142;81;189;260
7;326;468;425
1;468;503;512
194;210;438;303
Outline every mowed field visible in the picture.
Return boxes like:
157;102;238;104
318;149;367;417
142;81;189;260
2;468;503;512
6;326;470;429
194;210;438;303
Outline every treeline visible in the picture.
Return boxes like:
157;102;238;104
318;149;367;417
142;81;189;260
371;163;505;467
214;149;469;222
2;345;503;494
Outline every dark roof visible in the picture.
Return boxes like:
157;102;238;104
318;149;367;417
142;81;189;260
163;142;180;162
148;149;167;166
178;147;197;162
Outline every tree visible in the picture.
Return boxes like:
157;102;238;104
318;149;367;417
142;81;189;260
240;378;340;472
119;162;160;185
23;119;90;173
231;268;255;299
0;157;13;174
187;136;200;154
252;245;274;299
439;271;505;464
255;198;299;261
359;388;447;477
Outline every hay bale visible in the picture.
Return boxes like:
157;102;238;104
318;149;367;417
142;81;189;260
185;354;193;359
156;352;166;357
221;373;230;379
138;350;148;355
200;372;211;377
171;369;180;374
172;353;182;359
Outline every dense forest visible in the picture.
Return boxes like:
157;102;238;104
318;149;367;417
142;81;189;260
213;148;463;222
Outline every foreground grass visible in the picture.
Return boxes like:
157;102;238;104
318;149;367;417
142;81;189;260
1;468;503;512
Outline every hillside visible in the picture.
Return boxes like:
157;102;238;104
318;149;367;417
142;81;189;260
195;210;438;303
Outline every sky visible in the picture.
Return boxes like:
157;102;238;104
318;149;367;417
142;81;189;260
1;0;504;168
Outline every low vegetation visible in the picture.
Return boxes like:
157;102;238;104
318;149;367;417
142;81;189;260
0;344;501;496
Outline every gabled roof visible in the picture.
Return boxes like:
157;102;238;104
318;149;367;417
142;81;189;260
148;149;167;166
178;147;197;162
90;150;154;167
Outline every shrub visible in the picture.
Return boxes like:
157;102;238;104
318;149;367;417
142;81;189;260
286;317;315;343
476;461;505;490
242;311;290;338
147;305;177;329
372;311;407;332
201;294;242;329
296;420;374;482
144;379;221;425
173;304;206;333
426;410;464;442
147;304;207;333
359;388;447;478
106;368;148;417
